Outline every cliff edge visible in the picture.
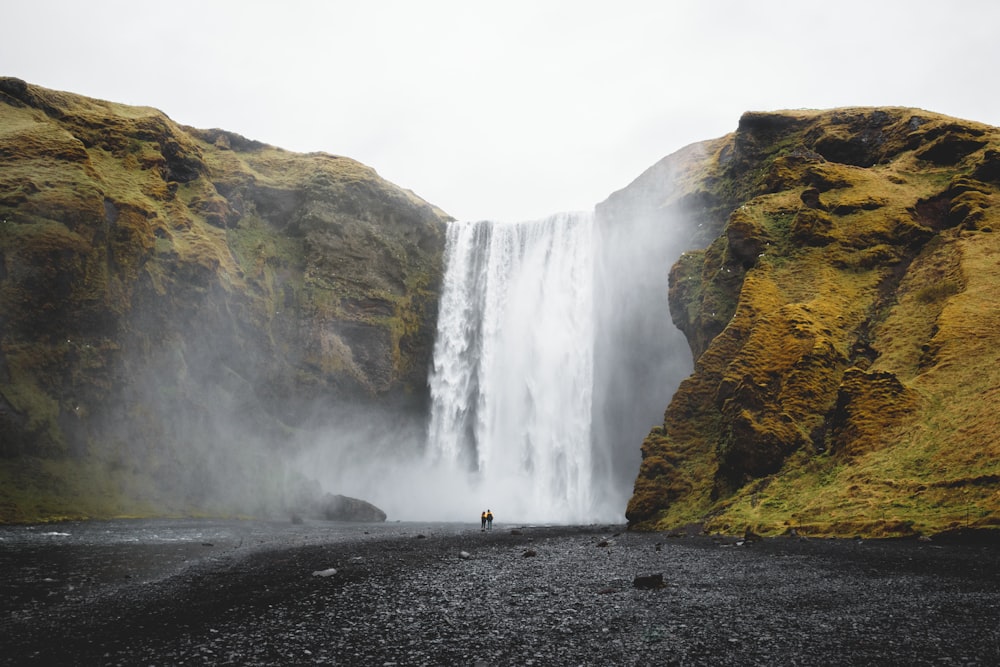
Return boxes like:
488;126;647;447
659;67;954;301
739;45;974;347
623;107;1000;537
0;78;448;521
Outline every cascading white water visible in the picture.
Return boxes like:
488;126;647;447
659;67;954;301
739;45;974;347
427;212;604;523
298;188;692;524
300;203;690;524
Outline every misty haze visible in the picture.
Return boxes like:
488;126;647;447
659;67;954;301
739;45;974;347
4;72;1000;665
295;204;694;524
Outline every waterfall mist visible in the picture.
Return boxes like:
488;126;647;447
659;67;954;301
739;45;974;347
426;213;598;523
591;200;695;513
411;204;694;524
298;187;698;524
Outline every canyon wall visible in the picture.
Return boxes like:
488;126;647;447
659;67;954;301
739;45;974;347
619;107;1000;536
0;78;448;520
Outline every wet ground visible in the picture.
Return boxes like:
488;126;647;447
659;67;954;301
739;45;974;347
2;519;999;665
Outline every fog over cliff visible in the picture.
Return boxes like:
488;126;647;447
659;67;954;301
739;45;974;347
0;74;699;525
10;79;996;535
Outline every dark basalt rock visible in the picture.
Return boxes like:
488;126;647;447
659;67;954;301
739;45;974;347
632;573;665;589
3;525;999;665
311;493;387;523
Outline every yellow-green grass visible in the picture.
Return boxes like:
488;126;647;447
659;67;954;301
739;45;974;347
631;107;1000;537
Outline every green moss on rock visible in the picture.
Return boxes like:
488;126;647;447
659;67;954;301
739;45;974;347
0;78;449;522
626;107;1000;537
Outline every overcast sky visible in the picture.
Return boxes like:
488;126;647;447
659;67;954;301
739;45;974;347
5;1;999;222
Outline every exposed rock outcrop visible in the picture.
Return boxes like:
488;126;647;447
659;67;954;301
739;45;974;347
0;79;449;521
622;107;1000;537
310;493;387;522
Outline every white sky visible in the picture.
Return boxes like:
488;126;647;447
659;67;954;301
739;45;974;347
5;1;999;222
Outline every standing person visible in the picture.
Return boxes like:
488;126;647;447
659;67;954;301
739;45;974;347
486;509;493;531
481;510;487;531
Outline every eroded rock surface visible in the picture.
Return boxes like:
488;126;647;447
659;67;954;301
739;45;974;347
619;108;1000;536
0;79;448;520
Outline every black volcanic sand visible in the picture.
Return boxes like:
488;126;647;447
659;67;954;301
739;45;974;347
3;523;999;666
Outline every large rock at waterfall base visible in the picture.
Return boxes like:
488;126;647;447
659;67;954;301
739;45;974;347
312;494;387;522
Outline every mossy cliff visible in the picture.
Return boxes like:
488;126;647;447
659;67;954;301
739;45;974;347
621;107;1000;537
0;78;448;522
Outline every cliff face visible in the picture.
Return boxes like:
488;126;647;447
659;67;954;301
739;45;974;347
5;79;998;533
0;79;448;521
623;107;1000;536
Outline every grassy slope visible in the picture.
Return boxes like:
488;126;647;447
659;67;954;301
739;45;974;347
0;79;447;522
628;108;1000;537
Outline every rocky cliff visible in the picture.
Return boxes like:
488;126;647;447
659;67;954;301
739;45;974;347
618;107;1000;537
5;79;998;534
0;79;449;521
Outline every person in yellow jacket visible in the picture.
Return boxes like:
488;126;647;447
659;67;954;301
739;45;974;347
486;510;494;531
481;510;487;531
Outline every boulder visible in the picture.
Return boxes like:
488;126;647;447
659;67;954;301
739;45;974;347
313;493;387;522
633;574;665;590
312;568;337;578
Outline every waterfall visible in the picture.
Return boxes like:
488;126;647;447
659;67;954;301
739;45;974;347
427;212;606;523
301;204;691;524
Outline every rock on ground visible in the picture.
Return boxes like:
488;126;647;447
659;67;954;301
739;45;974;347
3;525;999;666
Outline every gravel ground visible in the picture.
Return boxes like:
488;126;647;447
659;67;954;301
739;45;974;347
3;523;999;666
